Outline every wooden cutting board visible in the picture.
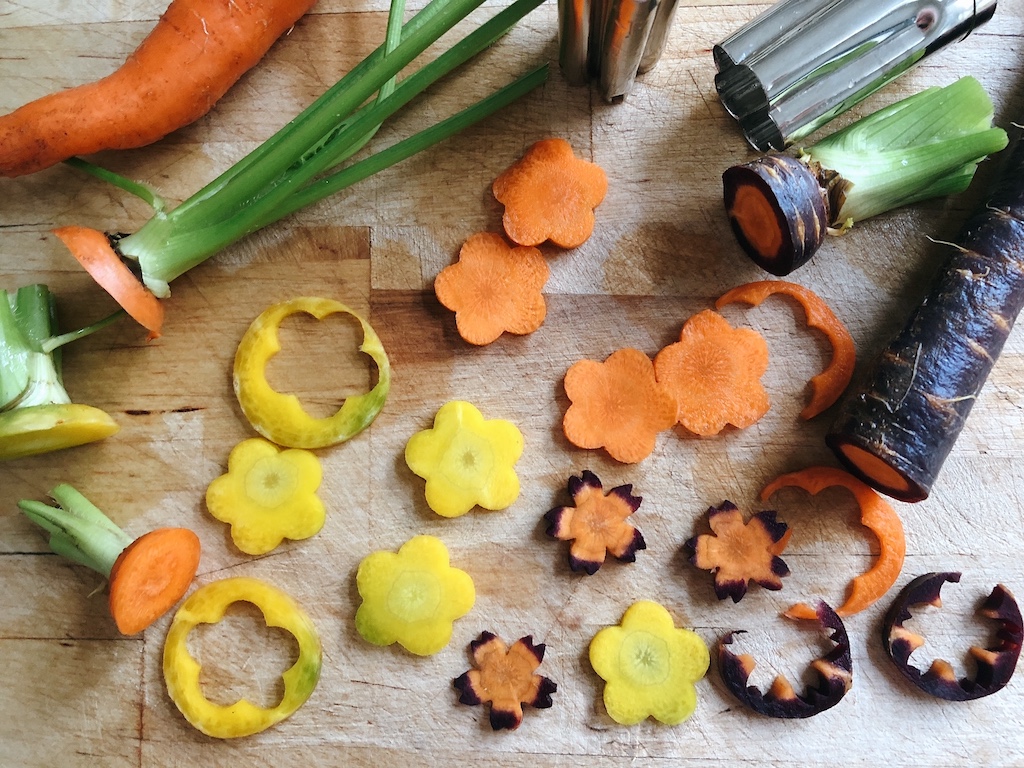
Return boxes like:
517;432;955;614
2;1;1023;765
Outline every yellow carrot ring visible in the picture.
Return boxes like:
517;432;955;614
233;297;391;449
163;577;322;739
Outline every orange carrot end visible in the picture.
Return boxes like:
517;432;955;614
53;225;164;339
108;527;201;635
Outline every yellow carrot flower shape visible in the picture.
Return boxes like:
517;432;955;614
355;535;475;656
405;401;523;518
589;601;710;725
206;438;326;555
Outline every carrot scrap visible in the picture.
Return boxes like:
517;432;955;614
718;600;853;719
492;138;609;248
453;632;557;730
562;348;677;463
544;470;646;575
761;466;906;619
53;226;165;338
434;232;550;345
653;309;770;436
683;500;791;602
715;280;856;419
0;0;317;177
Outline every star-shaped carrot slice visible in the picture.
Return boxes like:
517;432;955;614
453;632;557;730
545;470;645;575
684;501;791;602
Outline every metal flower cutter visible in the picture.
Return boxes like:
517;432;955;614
558;0;682;101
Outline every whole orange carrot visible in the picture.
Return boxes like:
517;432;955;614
0;0;317;177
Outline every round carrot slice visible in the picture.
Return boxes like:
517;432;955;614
716;280;855;419
108;527;201;635
53;226;164;338
761;466;906;619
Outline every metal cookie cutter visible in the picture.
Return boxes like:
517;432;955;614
714;0;998;151
558;0;681;101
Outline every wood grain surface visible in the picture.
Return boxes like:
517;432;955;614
2;1;1023;766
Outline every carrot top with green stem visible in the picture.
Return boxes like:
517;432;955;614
1;284;122;460
18;484;201;635
54;0;550;337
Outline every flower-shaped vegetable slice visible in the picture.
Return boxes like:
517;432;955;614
589;600;710;725
718;600;853;719
563;348;677;463
654;309;770;436
355;535;475;656
434;232;550;346
405;401;523;518
683;500;791;602
453;631;558;730
233;296;391;449
205;437;325;555
492;138;609;248
545;470;646;575
883;572;1022;701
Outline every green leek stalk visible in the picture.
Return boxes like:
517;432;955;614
0;285;122;460
723;76;1009;276
66;0;549;308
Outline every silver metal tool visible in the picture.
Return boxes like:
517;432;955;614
558;0;680;101
714;0;998;151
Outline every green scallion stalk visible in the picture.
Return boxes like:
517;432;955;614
61;0;548;308
723;76;1009;276
0;285;122;460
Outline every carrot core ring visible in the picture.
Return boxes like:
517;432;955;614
233;297;391;449
163;577;322;738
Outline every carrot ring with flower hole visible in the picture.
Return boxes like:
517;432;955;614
233;297;391;449
715;280;856;419
718;600;853;718
882;572;1022;701
761;466;906;619
163;576;322;738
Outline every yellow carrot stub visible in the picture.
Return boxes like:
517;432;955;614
405;401;523;518
233;297;391;449
163;577;322;738
589;601;709;725
355;535;475;656
206;438;326;555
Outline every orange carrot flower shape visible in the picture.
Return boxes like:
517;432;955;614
434;232;550;346
492;138;609;248
683;501;792;602
453;632;557;730
545;470;646;574
562;348;677;463
654;309;770;436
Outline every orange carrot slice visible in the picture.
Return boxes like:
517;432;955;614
492;138;608;248
653;309;770;436
562;348;677;463
716;280;856;419
761;466;906;619
53;226;164;338
108;527;202;635
434;232;550;345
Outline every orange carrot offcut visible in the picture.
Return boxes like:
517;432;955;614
716;280;856;419
654;309;770;436
0;0;317;177
108;527;202;635
434;232;550;345
493;138;608;248
53;226;165;338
